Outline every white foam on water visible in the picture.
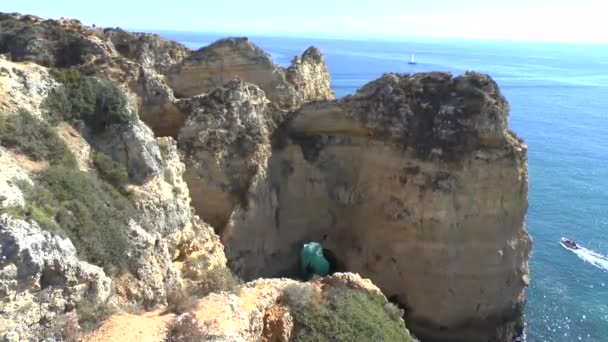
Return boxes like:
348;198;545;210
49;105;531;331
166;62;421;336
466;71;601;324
561;238;608;271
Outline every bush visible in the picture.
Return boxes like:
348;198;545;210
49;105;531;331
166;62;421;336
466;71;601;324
42;314;81;342
164;314;208;342
290;290;414;342
195;267;242;298
0;111;76;166
166;287;198;314
77;298;117;333
5;167;135;268
43;69;134;132
0;203;64;237
93;152;128;188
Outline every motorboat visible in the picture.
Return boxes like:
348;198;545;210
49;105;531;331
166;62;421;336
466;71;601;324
561;237;578;250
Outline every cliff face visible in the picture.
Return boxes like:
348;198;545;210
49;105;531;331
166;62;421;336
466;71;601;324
212;73;531;341
0;52;226;340
178;80;276;229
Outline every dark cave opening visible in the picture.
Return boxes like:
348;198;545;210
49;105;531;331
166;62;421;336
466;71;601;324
323;248;346;274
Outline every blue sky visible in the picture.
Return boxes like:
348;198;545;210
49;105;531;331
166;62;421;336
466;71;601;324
3;0;608;43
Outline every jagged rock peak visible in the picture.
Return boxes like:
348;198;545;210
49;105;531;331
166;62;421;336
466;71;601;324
103;28;191;71
300;46;324;62
285;46;335;103
166;36;334;109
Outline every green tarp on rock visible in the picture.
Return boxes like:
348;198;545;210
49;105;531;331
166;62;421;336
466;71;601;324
300;242;330;280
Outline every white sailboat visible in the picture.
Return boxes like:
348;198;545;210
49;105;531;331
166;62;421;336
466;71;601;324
408;53;416;65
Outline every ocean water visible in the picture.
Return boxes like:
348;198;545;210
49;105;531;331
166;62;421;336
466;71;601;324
156;31;608;341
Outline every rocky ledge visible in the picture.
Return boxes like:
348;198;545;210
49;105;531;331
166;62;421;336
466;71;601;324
0;12;530;342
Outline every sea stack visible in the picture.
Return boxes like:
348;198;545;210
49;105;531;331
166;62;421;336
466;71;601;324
214;71;532;341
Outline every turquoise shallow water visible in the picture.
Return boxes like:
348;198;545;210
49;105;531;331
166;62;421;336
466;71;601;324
157;31;608;341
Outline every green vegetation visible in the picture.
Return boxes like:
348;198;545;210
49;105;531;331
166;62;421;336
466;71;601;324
164;314;208;342
194;267;242;298
0;166;134;269
77;297;117;333
93;152;129;188
291;290;413;342
43;69;134;131
0;111;76;166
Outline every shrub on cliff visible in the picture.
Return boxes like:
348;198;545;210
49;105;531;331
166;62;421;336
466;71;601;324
77;297;117;332
194;267;242;298
44;69;134;132
164;314;209;342
3;166;134;269
290;290;413;342
93;151;129;188
0;111;76;166
166;286;198;314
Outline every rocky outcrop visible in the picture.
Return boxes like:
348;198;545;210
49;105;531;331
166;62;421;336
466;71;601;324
0;51;227;318
0;13;189;72
166;38;334;109
122;136;227;304
88;273;412;342
178;80;276;229
92;129;227;306
0;12;192;138
0;148;32;208
0;13;115;67
0;55;59;116
216;72;531;341
93;121;164;184
134;67;185;137
0;214;112;341
285;47;334;103
103;28;189;72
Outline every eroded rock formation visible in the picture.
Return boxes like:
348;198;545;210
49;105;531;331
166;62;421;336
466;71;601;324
178;80;277;229
166;38;334;109
215;72;531;341
0;215;112;341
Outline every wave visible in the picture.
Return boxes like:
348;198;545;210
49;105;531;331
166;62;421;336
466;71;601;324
562;238;608;271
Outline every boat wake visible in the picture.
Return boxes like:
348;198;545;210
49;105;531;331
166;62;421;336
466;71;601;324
561;237;608;271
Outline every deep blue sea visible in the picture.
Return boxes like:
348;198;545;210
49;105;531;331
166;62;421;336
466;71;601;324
156;31;608;341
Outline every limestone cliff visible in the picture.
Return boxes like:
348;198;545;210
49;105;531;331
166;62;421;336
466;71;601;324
200;72;531;341
0;54;226;340
177;80;277;229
